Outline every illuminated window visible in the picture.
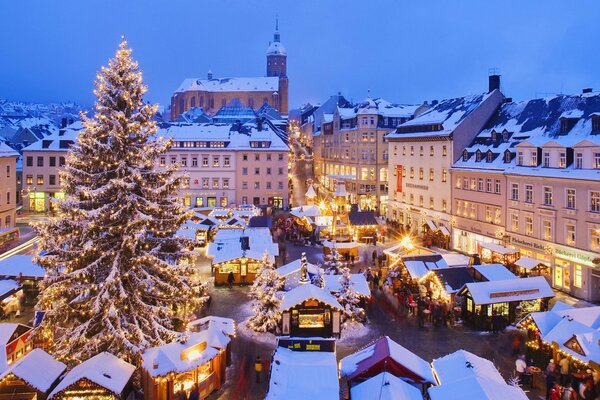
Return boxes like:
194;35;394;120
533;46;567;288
574;265;582;288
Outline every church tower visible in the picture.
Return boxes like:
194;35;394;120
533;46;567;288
266;18;288;114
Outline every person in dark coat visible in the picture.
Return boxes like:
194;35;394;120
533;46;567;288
545;372;556;400
227;271;235;288
188;383;199;400
175;384;187;400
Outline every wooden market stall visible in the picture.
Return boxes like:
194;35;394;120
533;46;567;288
418;267;475;303
47;352;135;400
471;264;517;282
458;276;554;331
0;323;34;370
347;211;379;244
0;255;45;305
322;240;360;259
279;284;343;338
141;327;231;400
514;257;550;277
479;242;519;266
0;349;66;400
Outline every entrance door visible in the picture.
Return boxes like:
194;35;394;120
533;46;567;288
591;274;600;302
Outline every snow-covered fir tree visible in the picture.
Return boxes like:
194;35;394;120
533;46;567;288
33;40;207;364
311;265;324;288
336;266;366;323
248;251;284;333
323;247;342;275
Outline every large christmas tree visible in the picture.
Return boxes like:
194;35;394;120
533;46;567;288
248;251;284;333
33;40;207;364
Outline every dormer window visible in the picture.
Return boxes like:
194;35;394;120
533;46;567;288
502;131;509;142
475;150;482;162
490;130;497;142
486;150;493;163
559;152;566;168
462;149;469;161
504;150;512;163
592;115;600;133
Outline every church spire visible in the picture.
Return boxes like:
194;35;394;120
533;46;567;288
274;16;280;43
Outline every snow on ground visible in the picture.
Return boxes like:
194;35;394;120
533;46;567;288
339;321;371;343
237;317;279;346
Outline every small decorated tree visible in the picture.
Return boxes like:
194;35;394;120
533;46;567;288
324;247;342;275
248;251;284;333
336;266;366;323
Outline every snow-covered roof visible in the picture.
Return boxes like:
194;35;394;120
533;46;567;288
480;242;518;255
22;121;84;152
206;227;278;264
428;375;527;400
322;240;361;250
49;352;136;398
401;254;453;279
340;336;435;384
280;283;343;311
440;253;470;267
461;276;554;305
0;142;18;158
0;348;66;392
431;349;505;386
351;372;423;400
267;41;286;56
322;273;370;297
275;258;320;278
0;279;20;297
266;347;339;400
188;315;236;337
472;264;517;281
0;255;44;279
0;323;31;346
141;330;225;378
515;256;548;271
175;77;280;94
290;205;321;218
304;184;317;198
388;93;490;139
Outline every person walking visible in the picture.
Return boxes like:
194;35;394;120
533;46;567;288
175;384;187;400
559;356;570;387
546;371;557;400
255;356;263;384
227;271;235;288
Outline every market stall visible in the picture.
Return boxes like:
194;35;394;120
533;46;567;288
141;328;231;400
418;267;474;303
322;240;360;259
0;255;44;305
351;372;423;400
458;276;554;330
48;352;135;400
0;349;66;400
279;284;343;338
514;257;550;277
0;323;34;373
472;264;517;282
347;211;379;244
479;242;519;266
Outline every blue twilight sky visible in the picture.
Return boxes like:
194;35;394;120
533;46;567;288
1;1;599;110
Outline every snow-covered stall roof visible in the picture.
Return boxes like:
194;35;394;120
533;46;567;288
472;264;517;281
322;274;370;297
0;279;20;298
48;352;136;399
206;227;278;264
290;205;321;219
340;336;435;384
322;240;361;250
461;276;554;305
0;255;44;279
280;284;343;311
480;242;518;255
188;315;236;337
0;348;66;392
275;258;320;278
141;331;224;378
265;346;339;400
351;371;423;400
515;257;548;271
431;349;505;386
428;375;527;400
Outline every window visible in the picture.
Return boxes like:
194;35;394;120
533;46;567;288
595;153;600;169
419;195;424;207
26;175;32;185
443;146;447;157
477;178;483;191
525;184;533;203
543;152;550;167
542;220;552;240
181;157;187;167
485;206;492;223
224;156;230;167
470;178;476;190
591;191;600;213
202;157;208;167
402;167;406;178
511;183;519;201
49;175;56;185
462;178;468;190
266;167;272;175
575;153;583;169
159;157;165;166
456;177;461;188
266;153;272;161
254;182;260;189
442;200;447;211
212;156;219;167
5;192;9;205
429;168;434;181
566;224;576;245
525;215;533;235
486;151;493;163
220;197;228;207
402;146;406;156
211;178;218;189
59;157;65;167
242;181;248;190
486;178;492;193
531;151;538;166
170;156;176;164
504;151;512;163
559;152;566;168
495;180;501;194
223;178;229;188
418;168;424;180
49;157;56;167
591;228;600;250
543;187;553;206
442;169;447;182
191;157;198;167
511;212;519;232
202;178;209;188
410;146;414;156
254;168;260;175
266;182;272;189
26;157;33;167
566;189;576;209
518;152;523;165
255;154;260;161
419;146;424;156
243;154;248;161
278;153;284;161
429;197;434;208
475;151;482;162
574;265;582;288
37;175;43;185
278;167;284;175
463;150;469;161
430;146;434;156
470;204;476;218
410;167;414;179
278;181;284;190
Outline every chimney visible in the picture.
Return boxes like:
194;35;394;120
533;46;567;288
489;74;501;93
256;117;264;131
61;118;67;128
207;69;213;80
431;100;438;106
583;88;593;94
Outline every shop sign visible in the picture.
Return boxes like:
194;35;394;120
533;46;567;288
406;183;429;190
277;338;336;352
490;288;540;299
511;236;547;252
554;247;595;267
